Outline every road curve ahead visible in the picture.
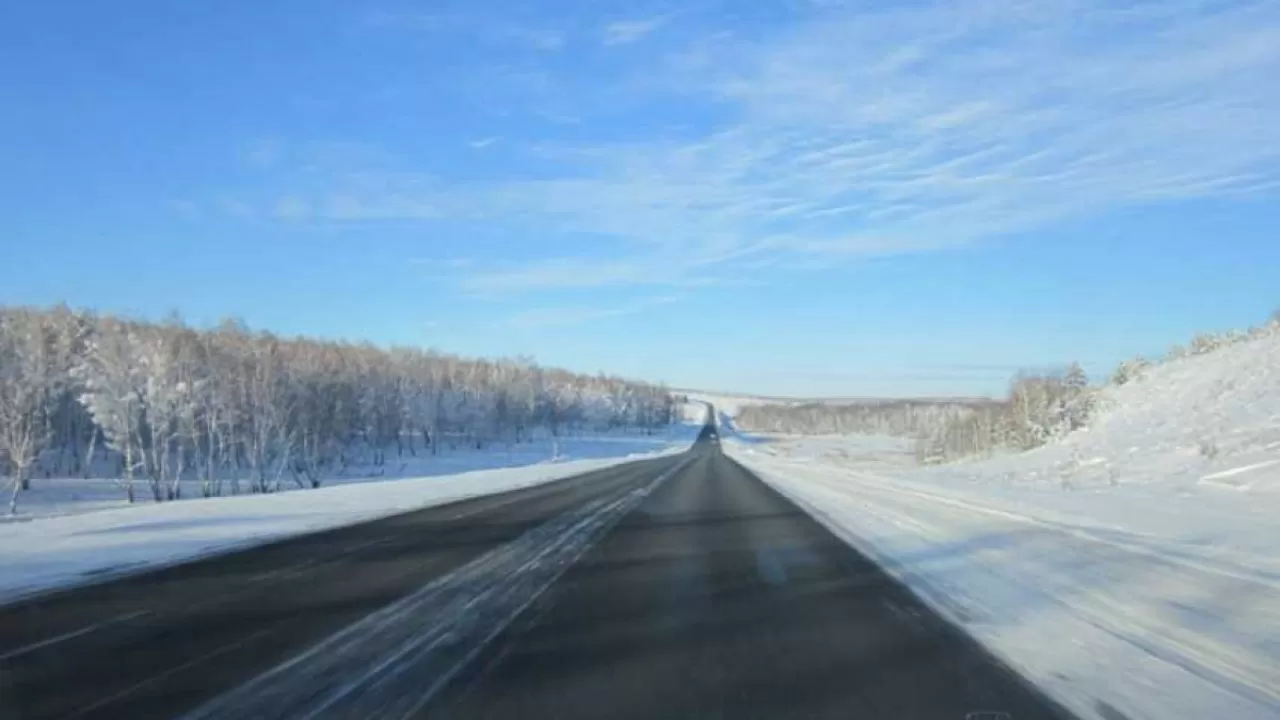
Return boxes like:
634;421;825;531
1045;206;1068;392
0;427;1076;720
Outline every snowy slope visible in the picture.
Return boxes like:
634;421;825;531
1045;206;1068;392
727;330;1280;720
0;430;693;604
955;327;1280;496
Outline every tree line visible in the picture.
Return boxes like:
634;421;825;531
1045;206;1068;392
917;313;1280;462
914;365;1093;463
0;305;677;512
735;311;1280;465
735;399;994;438
732;367;1094;464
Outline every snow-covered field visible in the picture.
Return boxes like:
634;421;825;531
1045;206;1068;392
0;425;696;604
726;332;1280;720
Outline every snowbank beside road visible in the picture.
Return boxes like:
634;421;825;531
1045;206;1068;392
726;330;1280;720
0;437;690;605
7;428;694;522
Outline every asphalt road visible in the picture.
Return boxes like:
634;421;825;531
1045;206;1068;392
0;426;1076;720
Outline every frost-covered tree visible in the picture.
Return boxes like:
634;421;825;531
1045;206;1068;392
735;399;985;437
75;317;147;502
44;307;95;477
0;309;54;512
738;365;1099;465
133;321;188;501
1061;363;1093;431
1;304;677;503
1110;356;1151;386
235;332;295;493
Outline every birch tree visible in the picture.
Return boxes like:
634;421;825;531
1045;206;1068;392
75;318;146;502
0;309;53;512
4;304;678;503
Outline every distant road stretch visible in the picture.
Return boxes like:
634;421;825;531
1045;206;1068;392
0;422;1075;720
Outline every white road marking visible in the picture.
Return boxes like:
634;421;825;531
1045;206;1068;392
0;609;152;662
65;623;288;719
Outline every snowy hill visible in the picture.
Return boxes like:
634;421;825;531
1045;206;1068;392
727;328;1280;720
1049;329;1280;494
902;326;1280;550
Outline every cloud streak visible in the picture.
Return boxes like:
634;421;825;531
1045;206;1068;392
492;0;1279;283
241;0;1280;293
602;17;666;45
507;294;682;329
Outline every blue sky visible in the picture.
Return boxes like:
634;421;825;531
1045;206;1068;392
3;0;1278;397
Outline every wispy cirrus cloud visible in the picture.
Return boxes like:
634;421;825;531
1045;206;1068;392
602;17;666;46
459;255;734;294
229;0;1280;294
468;0;1280;286
508;294;682;329
464;258;670;293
